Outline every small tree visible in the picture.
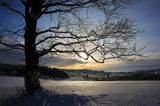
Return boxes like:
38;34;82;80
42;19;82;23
0;0;143;93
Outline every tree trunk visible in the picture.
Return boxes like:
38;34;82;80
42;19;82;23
24;0;43;93
24;19;42;93
24;18;40;93
24;28;42;93
24;49;41;93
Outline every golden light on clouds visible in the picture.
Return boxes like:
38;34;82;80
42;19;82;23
49;63;102;70
61;63;103;70
49;59;120;70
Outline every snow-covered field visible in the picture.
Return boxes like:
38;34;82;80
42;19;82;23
0;76;160;106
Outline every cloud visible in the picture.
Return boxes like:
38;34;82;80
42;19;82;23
103;59;160;72
0;50;160;72
0;50;86;67
40;55;87;67
0;50;24;64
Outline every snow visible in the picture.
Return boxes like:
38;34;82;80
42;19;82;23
0;76;160;106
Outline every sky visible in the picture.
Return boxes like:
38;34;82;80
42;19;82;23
0;0;160;72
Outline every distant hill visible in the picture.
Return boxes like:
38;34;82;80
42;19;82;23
63;69;160;81
0;63;160;80
0;63;69;79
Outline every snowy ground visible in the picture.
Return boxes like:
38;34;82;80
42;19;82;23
0;76;160;106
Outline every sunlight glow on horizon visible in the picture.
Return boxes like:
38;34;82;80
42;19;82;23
48;59;120;70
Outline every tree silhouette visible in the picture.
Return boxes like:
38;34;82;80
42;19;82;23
0;0;143;93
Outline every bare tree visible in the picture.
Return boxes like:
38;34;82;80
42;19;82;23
0;0;143;93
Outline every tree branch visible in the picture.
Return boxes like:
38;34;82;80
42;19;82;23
42;0;96;14
43;0;94;8
43;7;78;14
1;27;25;37
0;41;24;50
2;2;25;18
